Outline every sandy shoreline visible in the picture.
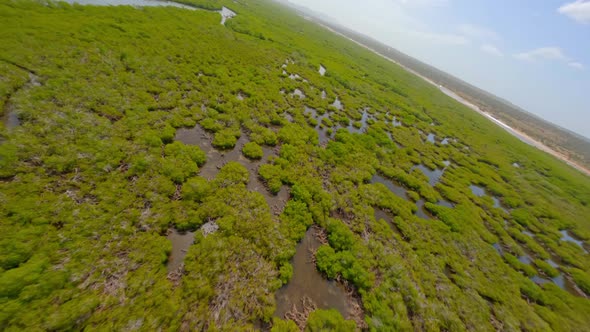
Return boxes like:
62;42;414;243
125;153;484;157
315;21;590;177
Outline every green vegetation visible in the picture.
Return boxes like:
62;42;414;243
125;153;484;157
213;128;239;149
242;141;264;159
535;259;560;278
0;0;589;331
305;309;356;332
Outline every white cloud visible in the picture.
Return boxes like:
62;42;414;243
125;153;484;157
568;62;586;70
398;0;449;7
458;24;500;41
480;44;503;57
514;47;585;70
514;47;569;62
558;0;590;24
407;30;469;45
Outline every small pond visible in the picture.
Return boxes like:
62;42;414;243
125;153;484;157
291;88;305;99
374;208;402;236
469;184;486;197
437;199;454;208
1;109;20;129
332;97;343;110
371;174;407;199
470;184;508;211
274;227;350;319
371;173;452;220
492;243;503;255
560;230;588;253
412;164;445;187
531;273;588;298
546;259;560;268
346;109;372;134
175;125;286;214
219;6;236;25
426;133;436;143
166;229;194;272
305;106;331;145
518;253;532;265
415;199;433;220
2;73;40;130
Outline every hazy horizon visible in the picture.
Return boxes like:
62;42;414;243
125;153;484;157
285;0;590;139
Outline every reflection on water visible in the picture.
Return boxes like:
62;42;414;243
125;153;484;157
291;88;305;99
371;174;407;199
469;184;485;197
1;109;20;129
415;200;433;220
492;197;502;209
274;227;350;318
64;0;196;9
62;0;237;25
2;73;40;129
560;230;588;253
492;243;503;255
374;208;401;236
219;6;236;25
546;259;559;268
371;174;445;220
437;199;454;208
175;125;286;214
305;106;330;145
426;133;435;143
284;112;294;122
531;275;551;285
175;125;248;180
518;254;532;265
551;274;588;297
530;273;588;298
332;97;342;110
346;109;372;134
166;229;194;272
413;164;445;186
469;184;508;211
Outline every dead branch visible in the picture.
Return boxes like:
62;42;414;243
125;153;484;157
284;296;317;331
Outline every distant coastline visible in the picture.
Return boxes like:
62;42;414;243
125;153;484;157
309;19;590;177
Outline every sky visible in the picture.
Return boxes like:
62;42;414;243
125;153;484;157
287;0;590;138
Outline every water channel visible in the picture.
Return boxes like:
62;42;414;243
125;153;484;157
274;227;350;319
62;0;236;25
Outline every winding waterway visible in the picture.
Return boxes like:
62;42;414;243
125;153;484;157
62;0;236;24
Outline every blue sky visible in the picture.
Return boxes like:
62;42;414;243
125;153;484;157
287;0;590;138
